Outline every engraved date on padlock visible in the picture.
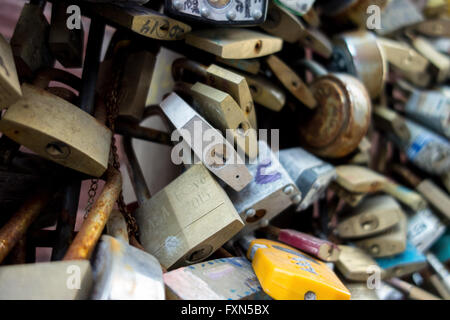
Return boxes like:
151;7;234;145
166;0;268;25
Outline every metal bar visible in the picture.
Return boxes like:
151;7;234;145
116;120;172;146
0;188;53;263
63;168;122;261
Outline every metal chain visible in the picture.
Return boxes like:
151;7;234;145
84;179;98;219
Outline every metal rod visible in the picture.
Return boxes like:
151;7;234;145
116;120;172;146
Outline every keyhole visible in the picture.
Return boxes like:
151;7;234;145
45;142;70;159
254;40;263;53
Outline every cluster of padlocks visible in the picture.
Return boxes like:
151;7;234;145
0;0;449;301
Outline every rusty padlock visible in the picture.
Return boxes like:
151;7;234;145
0;34;22;109
0;69;112;178
296;60;371;158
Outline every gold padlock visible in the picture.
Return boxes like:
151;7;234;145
49;2;84;68
0;69;112;177
337;195;404;239
215;57;261;75
297;60;372;158
172;58;257;129
335;165;387;193
0;34;22;109
10;2;54;80
354;210;408;258
414;18;450;37
176;81;258;159
336;245;385;281
185;28;283;59
88;2;191;40
265;55;317;109
123;137;244;270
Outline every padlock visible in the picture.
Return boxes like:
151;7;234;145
407;208;446;253
346;283;380;300
414;18;450;37
337;195;404;239
261;2;332;58
0;260;92;300
426;252;450;293
423;0;448;18
242;237;351;300
297;60;371;158
381;180;427;212
225;140;302;237
0;34;22;109
278;147;336;211
88;1;191;40
387;118;450;176
215;57;261;75
10;2;54;80
329;182;366;207
336;0;388;28
0;69;112;178
265;55;317;109
185;28;283;59
261;225;341;262
385;278;441;300
98;42;158;122
164;257;270;300
335;165;387;194
374;0;424;36
123;136;244;269
176;81;258;159
275;0;315;16
373;106;411;142
160;92;253;191
354;209;408;258
164;0;268;25
172;58;258;129
375;241;427;279
49;2;84;68
90;210;165;300
375;281;405;300
330;30;387;99
335;245;384;281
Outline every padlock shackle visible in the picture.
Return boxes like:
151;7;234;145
122;136;151;206
32;68;82;93
172;58;208;82
63;167;122;261
297;59;328;78
107;210;129;243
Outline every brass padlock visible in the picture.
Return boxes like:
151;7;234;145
172;58;258;129
336;245;384;281
336;0;388;28
160;93;253;191
265;55;317;109
330;30;387;99
279;147;336;211
10;2;54;80
337;195;404;239
373;106;411;142
381;180;427;212
176;81;258;159
0;69;112;177
49;2;84;68
98;41;157;122
185;28;283;59
0;260;92;300
335;165;387;194
215;57;261;75
407;208;446;252
346;283;380;300
329;181;366;207
375;241;427;279
0;34;22;109
414;18;450;38
164;257;269;300
225;140;302;237
89;1;191;40
297;60;372;158
123;137;244;269
354;209;408;258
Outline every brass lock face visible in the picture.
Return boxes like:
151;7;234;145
89;2;191;40
262;2;307;43
0;35;22;109
216;57;261;75
336;245;383;281
135;164;244;269
0;84;112;177
299;73;371;158
226;141;302;237
164;0;268;25
335;165;387;194
330;30;387;99
373;106;411;142
49;2;84;68
354;210;408;258
185;28;283;59
337;195;404;239
10;3;55;80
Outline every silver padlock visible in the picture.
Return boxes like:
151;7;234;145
225;140;302;237
278;147;336;211
407;208;446;253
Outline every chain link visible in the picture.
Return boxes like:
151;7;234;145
84;179;99;219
